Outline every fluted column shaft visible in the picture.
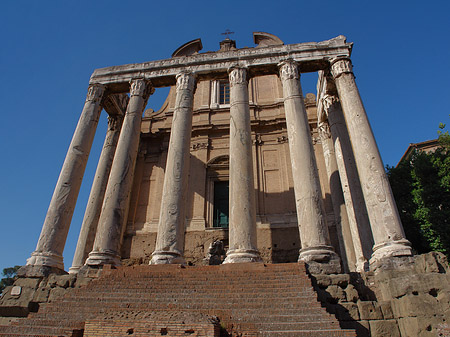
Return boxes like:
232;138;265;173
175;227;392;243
223;67;262;264
86;79;151;267
330;58;412;263
25;84;105;272
69;113;123;274
278;60;340;272
150;72;196;264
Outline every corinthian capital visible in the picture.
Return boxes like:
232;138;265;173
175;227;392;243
176;72;196;92
228;67;248;86
278;60;299;81
321;94;340;116
130;79;153;97
330;58;353;79
86;83;105;102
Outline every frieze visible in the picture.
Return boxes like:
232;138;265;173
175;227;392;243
330;58;353;79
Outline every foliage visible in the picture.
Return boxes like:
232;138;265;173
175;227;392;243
387;120;450;257
0;265;21;294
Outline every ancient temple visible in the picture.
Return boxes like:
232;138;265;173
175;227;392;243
22;32;412;276
3;33;450;337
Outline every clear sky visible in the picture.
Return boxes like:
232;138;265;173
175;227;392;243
0;1;449;274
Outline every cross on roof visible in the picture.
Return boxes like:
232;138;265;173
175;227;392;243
221;29;234;39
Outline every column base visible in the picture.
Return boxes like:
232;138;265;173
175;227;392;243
298;246;341;274
25;251;64;270
223;249;262;264
85;250;121;267
150;250;186;265
68;265;81;274
369;239;413;268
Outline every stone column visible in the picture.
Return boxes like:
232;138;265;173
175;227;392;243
69;110;124;274
223;67;262;264
150;72;196;264
86;79;152;267
330;57;412;264
278;60;340;273
318;121;356;272
322;94;372;271
24;83;105;274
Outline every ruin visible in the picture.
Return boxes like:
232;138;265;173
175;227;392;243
1;33;449;337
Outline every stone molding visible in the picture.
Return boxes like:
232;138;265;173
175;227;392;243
228;67;248;86
90;36;352;87
278;60;300;81
330;58;353;79
86;84;105;102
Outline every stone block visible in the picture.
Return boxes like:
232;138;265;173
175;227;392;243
392;294;439;318
32;287;50;303
357;300;383;320
369;319;400;337
329;274;350;288
326;285;347;302
344;284;359;302
14;278;41;289
0;285;35;317
437;291;450;313
335;302;359;321
48;287;69;302
398;315;447;337
414;251;449;274
312;274;331;288
379;301;393;319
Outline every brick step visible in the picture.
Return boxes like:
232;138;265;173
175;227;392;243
0;324;77;336
260;330;356;337
87;278;310;286
240;321;341;331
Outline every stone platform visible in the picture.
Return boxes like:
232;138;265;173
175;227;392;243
0;262;355;336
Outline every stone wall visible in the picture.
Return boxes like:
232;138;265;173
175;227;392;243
310;252;450;337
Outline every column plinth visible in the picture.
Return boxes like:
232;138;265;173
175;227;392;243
330;57;412;266
278;60;340;273
23;83;105;275
223;66;262;264
69;108;124;274
86;79;152;268
150;72;196;265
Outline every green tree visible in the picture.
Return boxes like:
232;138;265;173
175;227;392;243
387;118;450;257
0;265;21;293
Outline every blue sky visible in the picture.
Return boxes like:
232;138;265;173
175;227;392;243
0;1;449;274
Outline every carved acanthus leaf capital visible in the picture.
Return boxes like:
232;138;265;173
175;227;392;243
330;58;353;79
321;94;340;117
130;79;153;97
318;121;332;140
228;67;248;86
86;83;105;102
278;60;299;82
176;72;196;92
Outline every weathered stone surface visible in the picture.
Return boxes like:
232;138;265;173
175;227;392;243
379;301;393;319
48;287;69;302
336;302;360;321
327;285;347;302
392;294;439;318
398;315;448;337
0;286;35;317
32;287;50;303
344;284;359;303
329;273;350;287
369;319;400;337
357;301;383;320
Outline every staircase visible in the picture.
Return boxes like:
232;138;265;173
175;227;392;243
0;262;356;336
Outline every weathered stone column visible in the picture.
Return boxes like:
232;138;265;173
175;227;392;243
223;67;262;264
86;79;152;267
330;57;412;264
69;96;126;274
23;84;105;274
150;72;196;264
278;60;340;273
321;93;372;271
318;121;356;272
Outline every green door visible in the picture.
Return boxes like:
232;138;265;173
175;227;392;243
213;181;229;228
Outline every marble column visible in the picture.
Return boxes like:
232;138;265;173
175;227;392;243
223;66;262;264
86;79;152;267
330;57;412;264
322;94;372;271
318;121;356;272
24;83;105;273
69;110;124;274
278;60;340;273
150;72;196;264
